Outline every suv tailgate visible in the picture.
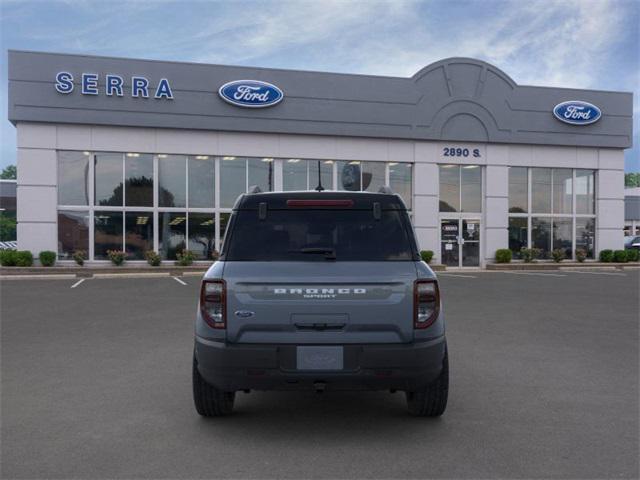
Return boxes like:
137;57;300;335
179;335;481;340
223;261;417;344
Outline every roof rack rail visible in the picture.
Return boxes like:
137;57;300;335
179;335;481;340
378;185;394;195
247;185;262;194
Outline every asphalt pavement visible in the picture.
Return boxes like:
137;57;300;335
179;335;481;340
1;270;638;479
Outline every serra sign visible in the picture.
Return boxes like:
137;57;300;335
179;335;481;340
55;72;174;99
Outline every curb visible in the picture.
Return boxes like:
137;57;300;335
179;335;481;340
486;262;637;271
0;270;207;280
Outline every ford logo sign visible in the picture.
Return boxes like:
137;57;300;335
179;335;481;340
553;100;601;125
218;80;283;108
234;310;255;318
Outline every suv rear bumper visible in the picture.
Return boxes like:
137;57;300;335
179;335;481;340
194;336;446;392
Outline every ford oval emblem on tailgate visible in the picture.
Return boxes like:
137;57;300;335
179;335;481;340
235;310;255;318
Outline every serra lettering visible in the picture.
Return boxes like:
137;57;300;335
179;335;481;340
55;72;174;99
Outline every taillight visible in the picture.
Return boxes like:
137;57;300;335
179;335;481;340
414;279;440;329
200;279;226;329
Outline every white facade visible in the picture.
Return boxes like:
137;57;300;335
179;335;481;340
16;122;626;266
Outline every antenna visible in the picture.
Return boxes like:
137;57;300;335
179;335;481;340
314;160;325;192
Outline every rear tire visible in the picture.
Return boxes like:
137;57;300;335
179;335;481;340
406;347;449;417
192;355;235;417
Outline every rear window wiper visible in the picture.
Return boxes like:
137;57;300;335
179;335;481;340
294;247;337;260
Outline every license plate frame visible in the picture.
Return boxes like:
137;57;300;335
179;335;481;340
296;346;344;371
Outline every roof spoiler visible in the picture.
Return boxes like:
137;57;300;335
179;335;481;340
378;185;394;195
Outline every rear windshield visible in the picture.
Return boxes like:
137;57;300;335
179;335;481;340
223;209;417;261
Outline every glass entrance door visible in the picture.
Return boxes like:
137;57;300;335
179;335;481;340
461;219;480;267
440;219;459;267
440;218;481;267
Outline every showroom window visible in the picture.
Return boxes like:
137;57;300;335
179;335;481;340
333;160;412;208
337;161;385;192
58;210;89;259
58;151;90;206
220;157;274;208
283;159;333;191
389;163;412;209
57;152;412;261
508;168;596;259
438;165;482;213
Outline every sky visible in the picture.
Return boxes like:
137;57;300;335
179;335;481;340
0;0;638;172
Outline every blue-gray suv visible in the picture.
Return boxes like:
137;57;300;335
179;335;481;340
193;189;448;416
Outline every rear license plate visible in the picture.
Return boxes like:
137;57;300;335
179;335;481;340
296;346;344;371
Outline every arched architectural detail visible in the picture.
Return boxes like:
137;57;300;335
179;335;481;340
429;100;501;142
412;57;517;91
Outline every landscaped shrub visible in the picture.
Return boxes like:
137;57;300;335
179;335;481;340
495;249;512;263
107;250;127;266
613;250;628;263
575;249;587;263
551;249;565;263
39;250;57;267
0;249;18;266
520;248;533;263
599;249;614;262
420;250;434;264
175;249;195;266
72;250;87;266
144;250;161;266
626;249;639;262
15;250;34;267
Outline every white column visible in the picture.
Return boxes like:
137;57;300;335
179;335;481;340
16;123;58;256
413;142;439;261
484;165;509;263
596;149;625;252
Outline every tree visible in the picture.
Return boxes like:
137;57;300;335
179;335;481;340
0;214;16;241
625;173;640;188
1;165;16;179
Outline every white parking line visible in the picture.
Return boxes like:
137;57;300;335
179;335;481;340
568;270;626;276
70;278;85;288
499;271;567;277
173;276;187;286
438;273;477;278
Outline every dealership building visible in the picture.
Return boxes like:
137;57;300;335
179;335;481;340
7;50;633;267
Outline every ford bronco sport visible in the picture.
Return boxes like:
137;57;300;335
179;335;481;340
193;188;448;416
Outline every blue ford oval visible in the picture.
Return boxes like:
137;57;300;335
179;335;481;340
218;80;284;108
553;100;601;125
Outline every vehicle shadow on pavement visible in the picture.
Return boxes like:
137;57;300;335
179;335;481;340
192;390;447;438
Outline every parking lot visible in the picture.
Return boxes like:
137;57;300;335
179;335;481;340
1;269;638;479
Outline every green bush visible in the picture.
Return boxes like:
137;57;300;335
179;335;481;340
72;250;87;266
520;248;535;263
599;249;614;262
551;249;565;263
495;249;512;263
613;250;628;263
575;249;587;263
39;250;57;267
420;250;434;264
144;250;161;266
626;249;639;262
15;250;34;267
0;249;18;266
107;250;127;266
175;249;195;266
